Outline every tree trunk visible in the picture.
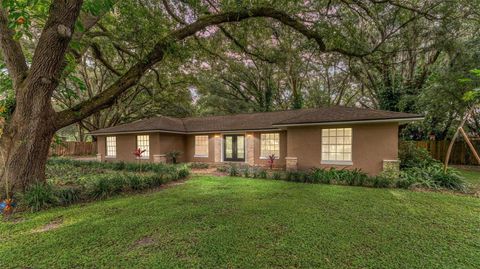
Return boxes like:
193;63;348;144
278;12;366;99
0;83;57;192
0;117;56;192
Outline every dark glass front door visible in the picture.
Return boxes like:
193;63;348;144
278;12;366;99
224;135;245;162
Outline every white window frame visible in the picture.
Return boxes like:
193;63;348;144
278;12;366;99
105;136;116;158
321;128;353;165
136;135;150;159
194;135;209;158
260;133;280;159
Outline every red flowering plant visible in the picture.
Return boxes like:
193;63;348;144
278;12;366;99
268;154;276;170
133;148;146;159
133;148;146;172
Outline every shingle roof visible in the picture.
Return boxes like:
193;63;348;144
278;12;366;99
89;106;422;135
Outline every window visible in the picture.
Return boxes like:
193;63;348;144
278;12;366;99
321;128;352;163
261;133;280;158
195;135;209;157
136;135;150;158
106;136;116;157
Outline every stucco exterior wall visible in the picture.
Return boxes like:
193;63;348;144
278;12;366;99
286;123;398;175
95;123;398;174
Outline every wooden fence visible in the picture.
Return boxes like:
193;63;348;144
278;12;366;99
412;140;480;165
49;141;97;156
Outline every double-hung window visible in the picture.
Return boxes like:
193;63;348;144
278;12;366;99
321;128;352;164
106;136;116;157
260;133;280;158
195;135;209;157
136;135;150;158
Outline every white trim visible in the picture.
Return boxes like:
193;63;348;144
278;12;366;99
194;155;209;158
105;156;116;159
273;117;424;127
321;160;353;166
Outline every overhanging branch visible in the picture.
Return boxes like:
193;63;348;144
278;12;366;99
55;7;367;128
0;4;28;88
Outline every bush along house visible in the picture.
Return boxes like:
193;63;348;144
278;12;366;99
90;106;423;175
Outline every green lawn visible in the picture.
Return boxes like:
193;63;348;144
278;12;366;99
1;176;479;268
458;168;480;187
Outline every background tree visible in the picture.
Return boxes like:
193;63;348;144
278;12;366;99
1;0;408;191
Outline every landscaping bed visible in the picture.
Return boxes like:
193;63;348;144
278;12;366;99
11;158;190;212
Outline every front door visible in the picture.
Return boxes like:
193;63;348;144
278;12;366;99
224;135;245;162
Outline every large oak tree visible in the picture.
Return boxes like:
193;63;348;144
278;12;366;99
0;0;435;191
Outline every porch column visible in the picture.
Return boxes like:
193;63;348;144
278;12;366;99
96;153;105;162
214;134;222;163
246;133;255;166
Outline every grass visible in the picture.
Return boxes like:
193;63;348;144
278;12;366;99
457;168;480;187
1;175;479;268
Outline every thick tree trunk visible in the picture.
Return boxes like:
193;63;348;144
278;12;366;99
0;110;56;192
0;79;58;192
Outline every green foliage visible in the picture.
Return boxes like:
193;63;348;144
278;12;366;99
399;142;437;169
400;164;466;191
23;183;58;212
228;164;239;177
188;162;209;169
54;186;82;205
166;151;182;164
23;158;192;210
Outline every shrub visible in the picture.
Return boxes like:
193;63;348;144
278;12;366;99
228;164;239;177
258;169;268;179
177;165;190;179
24;183;58;212
55;186;82;205
399;142;437;169
286;171;308;182
166;151;182;164
88;175;123;199
372;175;393;188
188;162;209;169
126;174;146;191
242;167;250;178
271;171;284;180
399;164;466;191
309;168;331;184
216;166;228;173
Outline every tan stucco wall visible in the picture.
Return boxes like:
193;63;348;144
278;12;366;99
286;123;398;175
97;133;186;163
96;123;398;173
158;133;186;162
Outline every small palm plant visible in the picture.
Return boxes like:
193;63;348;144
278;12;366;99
166;151;182;164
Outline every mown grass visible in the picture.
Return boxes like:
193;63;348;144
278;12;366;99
458;168;480;186
1;176;479;268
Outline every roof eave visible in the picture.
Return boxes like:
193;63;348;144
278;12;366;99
272;117;425;127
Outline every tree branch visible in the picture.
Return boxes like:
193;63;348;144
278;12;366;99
0;3;28;88
55;7;362;128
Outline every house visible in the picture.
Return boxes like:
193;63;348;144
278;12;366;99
90;106;423;175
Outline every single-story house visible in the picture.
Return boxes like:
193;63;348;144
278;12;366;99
90;106;423;175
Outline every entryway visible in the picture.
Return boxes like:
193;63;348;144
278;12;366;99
223;134;245;162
